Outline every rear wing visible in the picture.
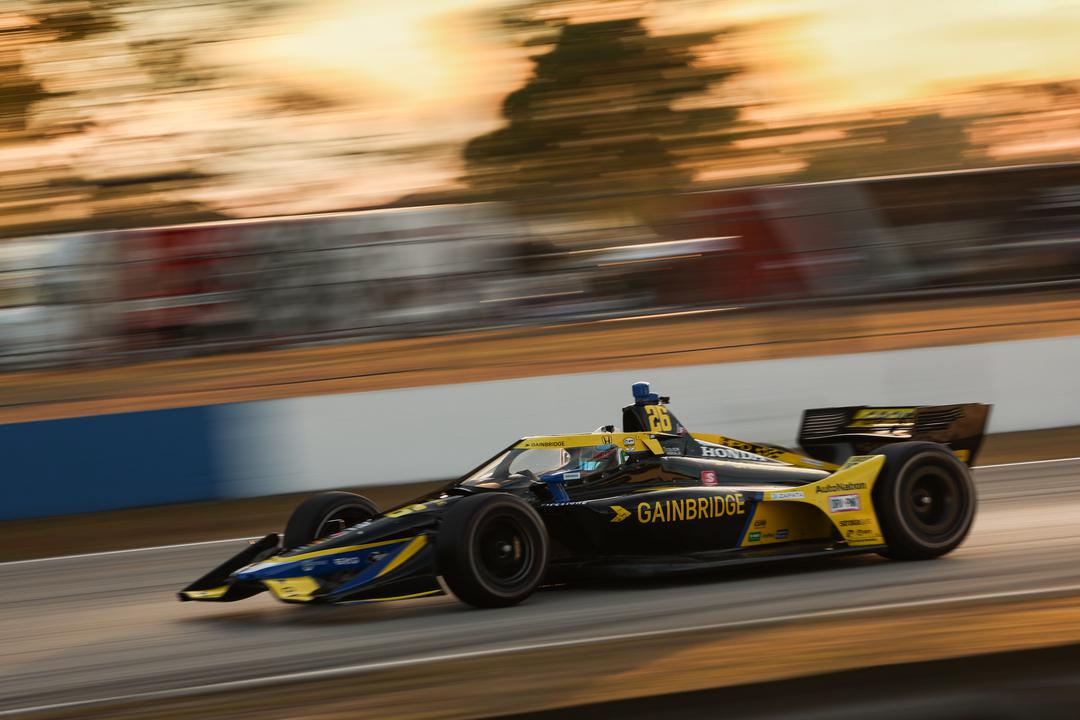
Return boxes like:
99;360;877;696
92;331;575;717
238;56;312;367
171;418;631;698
797;404;991;467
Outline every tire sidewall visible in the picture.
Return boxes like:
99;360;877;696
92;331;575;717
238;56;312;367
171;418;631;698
438;494;549;607
283;491;379;549
875;443;976;559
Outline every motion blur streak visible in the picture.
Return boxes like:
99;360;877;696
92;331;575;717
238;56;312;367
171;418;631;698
4;456;1078;568
3;460;1080;715
2;1;1080;370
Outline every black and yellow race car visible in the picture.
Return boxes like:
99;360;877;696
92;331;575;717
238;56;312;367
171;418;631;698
180;383;989;608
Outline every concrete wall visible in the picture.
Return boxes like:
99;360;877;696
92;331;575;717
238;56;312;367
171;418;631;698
3;335;1077;519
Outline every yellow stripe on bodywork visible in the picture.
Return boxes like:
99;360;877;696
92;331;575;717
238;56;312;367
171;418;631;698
764;455;886;546
515;433;664;454
375;535;428;578
343;589;443;604
181;586;229;600
264;537;408;564
263;576;320;602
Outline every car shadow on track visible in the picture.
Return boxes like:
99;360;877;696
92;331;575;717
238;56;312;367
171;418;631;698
552;551;890;593
179;552;891;629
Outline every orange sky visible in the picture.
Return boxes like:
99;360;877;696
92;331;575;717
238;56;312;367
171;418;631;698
237;0;1080;123
16;0;1074;220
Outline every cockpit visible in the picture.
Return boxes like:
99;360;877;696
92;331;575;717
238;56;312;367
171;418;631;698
461;442;627;491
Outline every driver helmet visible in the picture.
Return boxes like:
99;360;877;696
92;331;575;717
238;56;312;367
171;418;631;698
564;444;621;473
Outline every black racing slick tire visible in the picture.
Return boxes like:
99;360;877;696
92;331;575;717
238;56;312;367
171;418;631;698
873;442;976;560
436;494;549;608
283;491;379;549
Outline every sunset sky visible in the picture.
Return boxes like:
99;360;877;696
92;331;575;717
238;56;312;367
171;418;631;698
239;0;1080;123
9;0;1080;222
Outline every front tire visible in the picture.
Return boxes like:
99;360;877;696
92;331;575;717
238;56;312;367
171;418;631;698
873;442;976;560
437;494;549;608
283;491;379;548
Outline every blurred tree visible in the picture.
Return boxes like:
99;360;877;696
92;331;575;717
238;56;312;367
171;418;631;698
463;15;741;209
0;0;330;237
0;14;50;133
801;113;987;181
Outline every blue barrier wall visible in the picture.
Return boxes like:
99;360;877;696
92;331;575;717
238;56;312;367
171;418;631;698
0;406;223;520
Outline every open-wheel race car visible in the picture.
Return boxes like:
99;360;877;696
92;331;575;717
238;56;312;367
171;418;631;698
180;383;989;608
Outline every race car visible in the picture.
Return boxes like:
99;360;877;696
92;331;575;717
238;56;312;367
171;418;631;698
179;383;989;609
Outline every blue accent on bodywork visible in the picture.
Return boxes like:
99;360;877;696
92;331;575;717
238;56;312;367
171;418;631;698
323;542;431;600
232;540;410;582
632;381;659;405
538;473;571;503
0;405;223;520
735;495;762;546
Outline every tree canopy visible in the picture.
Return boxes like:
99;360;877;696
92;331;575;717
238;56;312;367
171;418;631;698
464;17;741;206
801;113;987;181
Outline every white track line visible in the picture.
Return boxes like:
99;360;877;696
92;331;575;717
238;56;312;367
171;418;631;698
0;537;256;567
4;456;1079;568
5;581;1080;717
975;456;1080;470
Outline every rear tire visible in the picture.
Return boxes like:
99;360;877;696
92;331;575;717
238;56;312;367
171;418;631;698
283;491;379;548
873;442;975;560
437;494;548;608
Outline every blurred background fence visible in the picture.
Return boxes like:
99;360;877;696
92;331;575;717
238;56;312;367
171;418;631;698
2;160;1079;370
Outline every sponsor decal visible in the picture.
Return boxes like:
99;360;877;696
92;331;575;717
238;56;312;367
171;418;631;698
839;518;868;527
610;505;631;523
776;528;789;540
771;490;805;500
700;445;772;462
386;502;436;518
531;440;566;448
333;556;360;566
701;470;717;487
753;519;767;528
850;408;915;428
815;482;867;494
601;434;614;445
854;408;915;420
663;445;683;456
623;437;636;448
716;437;786;459
829;494;861;513
384;499;447;518
635;494;746;524
839;455;876;470
748;531;761;542
563;472;581;480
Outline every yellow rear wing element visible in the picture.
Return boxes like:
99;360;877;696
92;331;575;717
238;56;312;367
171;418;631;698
765;455;886;547
515;433;665;455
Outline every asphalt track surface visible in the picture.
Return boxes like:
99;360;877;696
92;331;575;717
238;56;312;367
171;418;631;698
4;458;1080;715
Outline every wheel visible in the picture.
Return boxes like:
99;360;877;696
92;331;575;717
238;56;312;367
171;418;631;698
283;491;379;548
873;442;976;560
436;494;549;608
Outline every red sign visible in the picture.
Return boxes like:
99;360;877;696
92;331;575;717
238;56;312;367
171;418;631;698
701;470;718;487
